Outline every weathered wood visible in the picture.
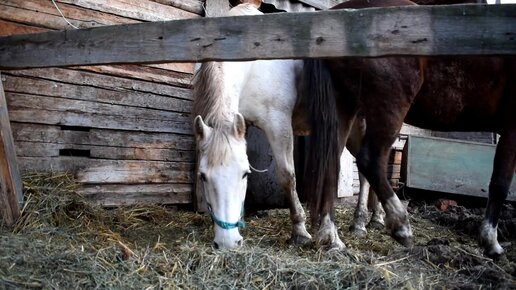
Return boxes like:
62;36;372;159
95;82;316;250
57;0;199;21
1;4;515;69
3;74;192;113
14;141;195;162
77;183;192;206
7;68;192;100
145;63;195;74
0;20;46;36
2;0;137;29
18;157;194;184
151;0;204;15
0;74;22;226
6;94;192;134
11;123;195;151
402;135;516;201
73;65;192;88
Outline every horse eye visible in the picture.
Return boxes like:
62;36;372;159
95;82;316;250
242;172;249;179
200;173;207;182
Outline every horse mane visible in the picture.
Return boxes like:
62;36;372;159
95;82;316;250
192;4;262;127
192;3;259;166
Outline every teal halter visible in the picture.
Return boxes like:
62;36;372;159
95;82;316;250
207;203;245;230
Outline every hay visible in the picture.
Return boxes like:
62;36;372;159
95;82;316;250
0;172;514;289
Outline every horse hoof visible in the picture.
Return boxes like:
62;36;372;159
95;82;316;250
367;220;384;230
325;239;346;252
288;234;312;245
349;225;367;237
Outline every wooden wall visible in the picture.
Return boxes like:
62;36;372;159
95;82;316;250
0;0;201;206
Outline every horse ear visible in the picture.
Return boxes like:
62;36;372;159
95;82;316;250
233;113;246;140
194;115;210;142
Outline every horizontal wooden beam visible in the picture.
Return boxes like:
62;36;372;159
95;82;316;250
0;4;515;69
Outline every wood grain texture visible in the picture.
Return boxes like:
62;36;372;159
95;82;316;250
77;183;192;206
11;123;195;151
6;92;192;134
0;74;22;225
56;0;199;21
18;157;194;184
151;0;204;15
1;4;514;69
3;74;192;113
7;68;192;100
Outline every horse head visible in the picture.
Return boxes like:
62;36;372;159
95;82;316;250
194;113;250;249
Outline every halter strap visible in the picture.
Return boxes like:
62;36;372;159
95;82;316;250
207;203;245;230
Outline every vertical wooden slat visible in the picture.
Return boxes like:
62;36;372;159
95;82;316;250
194;0;231;212
0;73;23;225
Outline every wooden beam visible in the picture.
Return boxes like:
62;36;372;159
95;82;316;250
0;73;23;226
1;4;515;69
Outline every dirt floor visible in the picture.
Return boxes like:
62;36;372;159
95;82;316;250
0;173;515;289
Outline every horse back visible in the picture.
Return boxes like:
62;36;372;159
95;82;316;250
406;57;515;133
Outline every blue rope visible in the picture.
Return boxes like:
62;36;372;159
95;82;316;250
208;204;245;230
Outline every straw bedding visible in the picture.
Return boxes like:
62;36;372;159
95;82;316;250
0;172;514;289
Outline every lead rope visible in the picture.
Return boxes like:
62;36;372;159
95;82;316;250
249;164;268;173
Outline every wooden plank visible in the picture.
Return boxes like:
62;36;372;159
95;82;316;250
7;68;192;100
11;123;195;151
151;0;204;15
1;0;137;28
14;141;195;162
145;63;195;74
57;0;199;21
77;183;192;206
18;157;194;184
6;93;192;134
73;64;192;88
3;74;192;113
0;73;22;226
1;4;514;69
0;20;46;36
402;135;516;201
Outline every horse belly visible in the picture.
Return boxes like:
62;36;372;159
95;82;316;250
405;57;508;132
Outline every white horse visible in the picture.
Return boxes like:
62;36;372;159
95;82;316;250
192;3;379;250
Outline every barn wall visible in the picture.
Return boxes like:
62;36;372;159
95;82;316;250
0;0;201;206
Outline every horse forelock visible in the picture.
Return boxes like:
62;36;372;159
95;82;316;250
200;126;244;167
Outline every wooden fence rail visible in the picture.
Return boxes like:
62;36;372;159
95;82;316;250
0;4;515;69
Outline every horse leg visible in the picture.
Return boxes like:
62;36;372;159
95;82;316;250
262;116;312;245
315;113;358;250
345;117;369;236
357;134;412;247
479;131;516;257
367;189;385;229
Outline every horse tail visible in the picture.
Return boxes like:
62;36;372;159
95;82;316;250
301;59;340;224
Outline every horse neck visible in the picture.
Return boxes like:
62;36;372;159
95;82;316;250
192;61;252;128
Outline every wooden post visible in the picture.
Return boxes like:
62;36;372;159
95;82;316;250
0;73;23;225
194;0;230;212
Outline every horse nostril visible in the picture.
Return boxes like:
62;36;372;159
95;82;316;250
213;242;219;250
236;239;243;247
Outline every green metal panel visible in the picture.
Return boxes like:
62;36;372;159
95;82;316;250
402;135;516;201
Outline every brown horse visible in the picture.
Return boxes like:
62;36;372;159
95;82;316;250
302;0;516;257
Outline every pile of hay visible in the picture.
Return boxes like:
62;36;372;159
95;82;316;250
0;173;514;289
